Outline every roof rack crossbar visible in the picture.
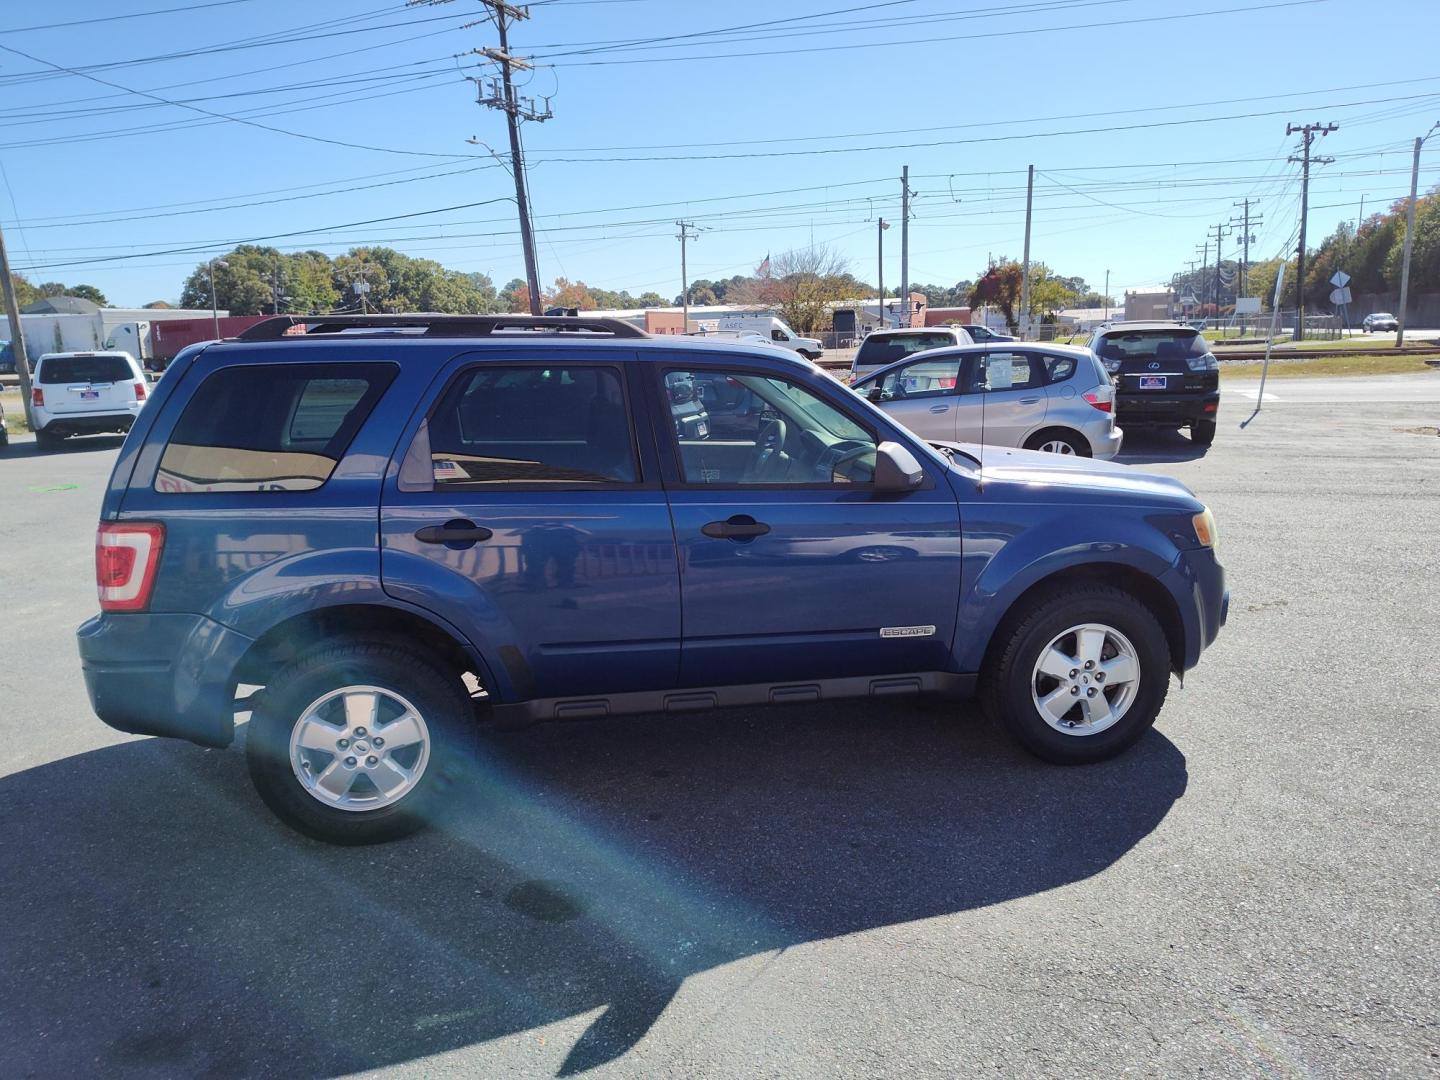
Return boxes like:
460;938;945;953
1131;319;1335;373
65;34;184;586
235;313;648;341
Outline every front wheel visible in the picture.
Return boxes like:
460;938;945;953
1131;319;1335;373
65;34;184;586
981;585;1171;764
246;639;476;844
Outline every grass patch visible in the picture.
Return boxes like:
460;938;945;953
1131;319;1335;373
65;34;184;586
1221;353;1440;378
1;389;28;434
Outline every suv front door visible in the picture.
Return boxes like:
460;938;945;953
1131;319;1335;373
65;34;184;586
380;353;681;701
650;360;963;687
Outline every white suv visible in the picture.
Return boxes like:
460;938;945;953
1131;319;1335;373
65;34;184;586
30;351;149;451
851;326;975;381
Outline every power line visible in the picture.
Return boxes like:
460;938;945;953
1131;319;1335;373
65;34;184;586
0;0;266;34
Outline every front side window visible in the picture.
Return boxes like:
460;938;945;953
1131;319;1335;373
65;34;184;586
873;356;961;401
427;365;636;486
156;363;395;493
665;368;876;486
967;352;1040;392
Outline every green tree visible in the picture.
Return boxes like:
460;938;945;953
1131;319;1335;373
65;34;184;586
68;283;109;306
8;274;38;307
635;292;667;308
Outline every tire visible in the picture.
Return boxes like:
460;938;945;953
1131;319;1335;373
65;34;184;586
1025;428;1091;457
1190;419;1217;446
246;638;476;844
980;584;1171;764
33;428;61;452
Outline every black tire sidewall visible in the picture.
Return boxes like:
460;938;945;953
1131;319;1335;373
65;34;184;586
245;642;474;844
1192;419;1217;445
991;588;1170;764
1028;430;1091;458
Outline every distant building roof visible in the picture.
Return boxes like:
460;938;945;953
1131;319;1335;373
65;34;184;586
21;296;101;315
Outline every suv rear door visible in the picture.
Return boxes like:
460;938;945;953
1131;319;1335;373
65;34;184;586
379;351;681;701
36;353;138;414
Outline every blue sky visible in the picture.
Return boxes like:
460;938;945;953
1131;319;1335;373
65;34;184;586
1;0;1437;307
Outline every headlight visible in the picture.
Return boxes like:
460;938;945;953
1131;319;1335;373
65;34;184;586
1186;352;1219;372
1192;507;1218;549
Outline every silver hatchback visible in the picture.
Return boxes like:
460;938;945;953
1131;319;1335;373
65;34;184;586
851;343;1123;458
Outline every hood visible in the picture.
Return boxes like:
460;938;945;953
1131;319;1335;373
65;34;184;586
933;441;1201;508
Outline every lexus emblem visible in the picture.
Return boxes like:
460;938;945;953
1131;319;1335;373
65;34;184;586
1148;361;1161;370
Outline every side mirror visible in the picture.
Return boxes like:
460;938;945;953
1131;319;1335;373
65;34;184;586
867;386;884;403
873;440;925;492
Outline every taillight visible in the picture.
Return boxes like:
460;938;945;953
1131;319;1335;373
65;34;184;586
96;522;165;612
31;387;44;407
134;381;146;401
1083;390;1113;413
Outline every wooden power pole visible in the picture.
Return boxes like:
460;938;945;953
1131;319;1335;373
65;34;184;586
0;221;34;427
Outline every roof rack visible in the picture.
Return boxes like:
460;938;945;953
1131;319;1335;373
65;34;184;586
235;313;648;342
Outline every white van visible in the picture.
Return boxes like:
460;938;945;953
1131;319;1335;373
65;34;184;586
699;315;824;360
30;351;149;451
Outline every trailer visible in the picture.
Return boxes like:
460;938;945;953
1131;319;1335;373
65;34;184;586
147;315;271;369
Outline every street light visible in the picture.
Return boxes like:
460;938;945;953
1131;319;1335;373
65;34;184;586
207;258;228;338
1396;120;1439;347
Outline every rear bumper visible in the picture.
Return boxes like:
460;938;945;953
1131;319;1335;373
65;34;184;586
78;612;254;748
37;412;136;437
1090;425;1124;460
1116;391;1219;428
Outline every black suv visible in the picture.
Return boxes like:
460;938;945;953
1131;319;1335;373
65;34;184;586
1088;322;1219;446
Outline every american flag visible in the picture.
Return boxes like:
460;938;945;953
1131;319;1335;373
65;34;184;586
756;253;771;277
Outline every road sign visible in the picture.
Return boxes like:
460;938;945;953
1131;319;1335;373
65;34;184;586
1330;270;1350;288
1234;297;1262;315
1330;287;1353;305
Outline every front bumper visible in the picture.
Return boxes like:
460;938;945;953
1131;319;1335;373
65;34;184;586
1161;546;1227;671
78;612;254;748
1116;391;1220;428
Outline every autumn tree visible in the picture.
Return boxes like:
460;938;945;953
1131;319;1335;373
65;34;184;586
967;261;1025;334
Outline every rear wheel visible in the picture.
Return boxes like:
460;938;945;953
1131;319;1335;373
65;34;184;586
1190;419;1216;446
33;428;61;452
981;585;1170;764
1025;428;1091;457
246;639;476;844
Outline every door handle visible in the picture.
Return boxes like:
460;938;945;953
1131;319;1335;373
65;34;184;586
929;404;950;413
415;519;494;544
1019;396;1042;405
702;515;771;541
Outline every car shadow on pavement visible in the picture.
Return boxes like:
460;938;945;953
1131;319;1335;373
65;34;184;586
0;704;1187;1078
1116;428;1210;464
1;434;126;458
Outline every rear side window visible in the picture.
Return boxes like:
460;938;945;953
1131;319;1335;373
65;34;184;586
39;355;132;384
155;363;396;493
1040;353;1078;383
426;365;637;486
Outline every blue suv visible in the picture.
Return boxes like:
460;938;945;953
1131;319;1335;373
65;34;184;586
78;315;1227;844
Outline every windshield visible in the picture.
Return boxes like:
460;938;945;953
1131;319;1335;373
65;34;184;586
38;355;132;384
1095;329;1206;362
855;332;955;369
1371;313;1394;319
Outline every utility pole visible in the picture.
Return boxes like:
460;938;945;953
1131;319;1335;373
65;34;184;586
468;2;551;315
1286;121;1337;341
1196;242;1209;308
1103;268;1110;322
1396;122;1439;347
1209;221;1232;315
1230;199;1262;299
1020;163;1034;339
899;166;911;327
876;217;889;330
0;221;34;427
675;221;699;331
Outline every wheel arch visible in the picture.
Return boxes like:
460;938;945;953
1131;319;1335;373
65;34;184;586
975;562;1186;677
1023;424;1091;454
233;603;496;699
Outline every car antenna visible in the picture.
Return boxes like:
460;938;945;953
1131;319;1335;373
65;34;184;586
977;356;987;492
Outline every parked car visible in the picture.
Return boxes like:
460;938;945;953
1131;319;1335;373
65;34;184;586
1088;322;1219;446
78;314;1226;845
850;343;1122;459
30;350;149;452
963;324;1015;343
851;326;975;380
1361;312;1399;333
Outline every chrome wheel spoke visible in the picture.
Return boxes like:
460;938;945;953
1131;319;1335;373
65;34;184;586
1038;686;1077;723
295;717;342;752
371;758;412;798
1100;652;1138;686
379;712;425;749
314;759;358;800
1081;693;1115;729
1036;645;1076;681
1076;627;1107;667
343;691;379;731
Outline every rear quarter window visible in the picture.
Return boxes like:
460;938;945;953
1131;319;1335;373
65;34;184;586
856;332;957;368
155;362;396;493
39;355;133;384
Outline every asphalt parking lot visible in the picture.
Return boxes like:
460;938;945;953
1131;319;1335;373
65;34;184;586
1;376;1436;1078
